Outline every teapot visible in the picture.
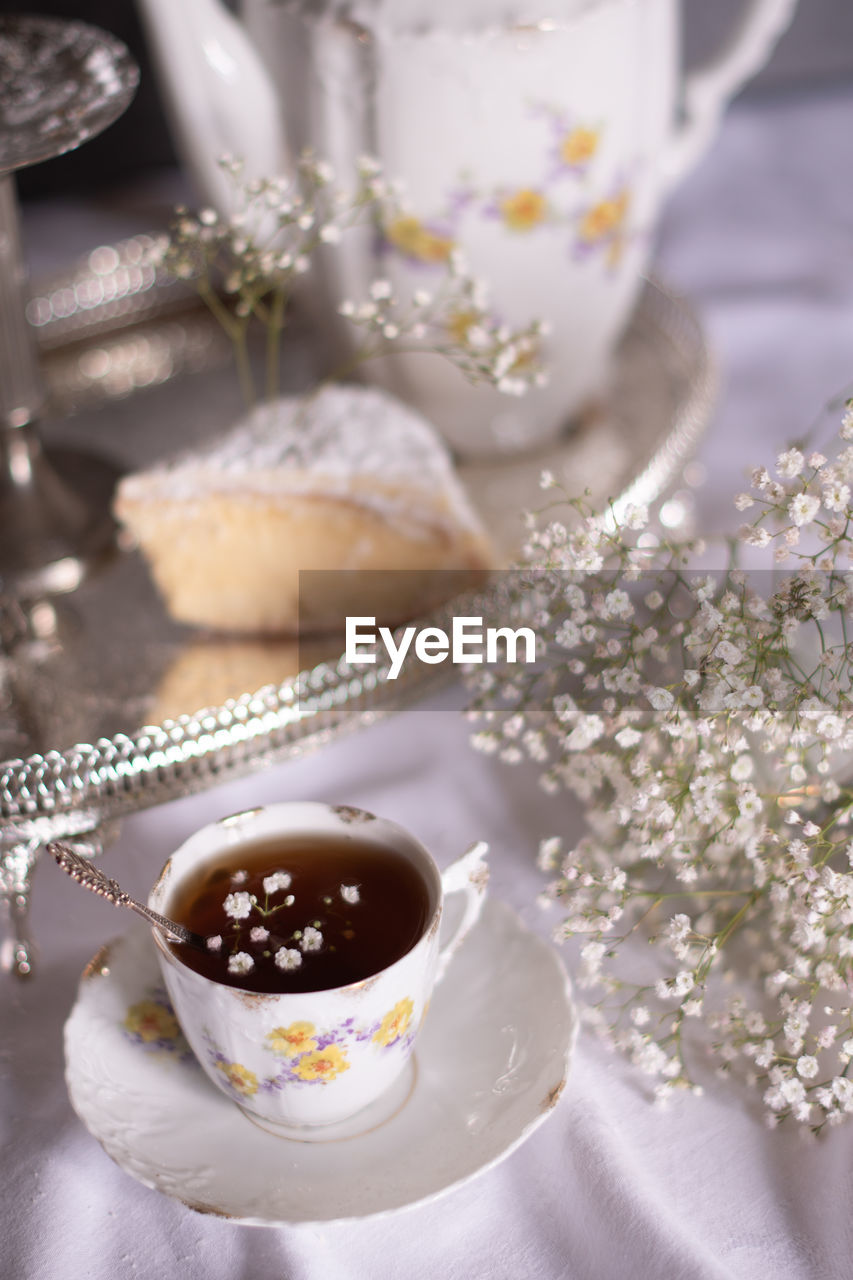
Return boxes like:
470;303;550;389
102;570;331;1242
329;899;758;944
137;0;797;456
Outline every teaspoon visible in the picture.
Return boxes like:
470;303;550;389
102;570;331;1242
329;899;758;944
48;839;208;951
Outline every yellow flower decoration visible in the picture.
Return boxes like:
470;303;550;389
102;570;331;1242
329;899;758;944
578;189;630;244
560;126;599;168
123;1000;181;1043
447;308;479;345
266;1021;317;1058
386;216;454;264
293;1044;350;1082
373;997;415;1047
217;1060;259;1097
499;188;547;232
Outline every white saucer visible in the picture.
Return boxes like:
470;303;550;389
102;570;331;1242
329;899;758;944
64;899;577;1226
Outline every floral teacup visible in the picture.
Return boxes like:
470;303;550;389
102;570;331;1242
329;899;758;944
148;802;488;1137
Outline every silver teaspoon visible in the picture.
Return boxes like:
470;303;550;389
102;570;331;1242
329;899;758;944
48;839;208;951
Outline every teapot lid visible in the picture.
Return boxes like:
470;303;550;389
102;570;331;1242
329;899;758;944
280;0;598;36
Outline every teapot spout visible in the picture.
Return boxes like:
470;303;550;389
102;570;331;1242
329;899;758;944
136;0;288;212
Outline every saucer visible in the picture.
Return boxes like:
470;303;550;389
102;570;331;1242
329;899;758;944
64;899;577;1225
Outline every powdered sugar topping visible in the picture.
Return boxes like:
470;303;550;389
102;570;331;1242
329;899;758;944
116;385;484;537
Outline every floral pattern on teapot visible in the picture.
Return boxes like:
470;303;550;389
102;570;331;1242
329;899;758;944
382;108;635;273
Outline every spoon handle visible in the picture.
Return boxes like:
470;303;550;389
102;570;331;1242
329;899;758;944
47;840;207;950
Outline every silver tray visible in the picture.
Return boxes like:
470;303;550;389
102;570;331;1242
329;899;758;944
0;272;715;976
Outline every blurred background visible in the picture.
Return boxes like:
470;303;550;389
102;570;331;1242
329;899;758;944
2;0;852;204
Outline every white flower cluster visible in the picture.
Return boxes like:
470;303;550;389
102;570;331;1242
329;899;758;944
216;866;328;980
263;871;292;895
469;401;853;1131
156;152;546;404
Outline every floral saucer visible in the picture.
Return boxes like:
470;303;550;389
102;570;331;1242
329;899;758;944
64;899;577;1225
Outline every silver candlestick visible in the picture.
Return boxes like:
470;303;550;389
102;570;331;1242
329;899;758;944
0;14;139;597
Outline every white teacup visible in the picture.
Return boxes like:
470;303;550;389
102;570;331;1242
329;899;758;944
148;802;488;1138
139;0;796;455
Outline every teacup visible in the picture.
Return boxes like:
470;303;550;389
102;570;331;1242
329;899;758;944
148;801;488;1138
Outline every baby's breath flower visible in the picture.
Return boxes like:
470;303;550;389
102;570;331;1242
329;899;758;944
463;375;853;1128
840;404;853;440
223;891;253;920
731;755;754;781
622;503;649;530
537;836;562;870
777;448;804;478
263;871;292;895
715;639;743;666
741;525;772;548
158;153;544;404
788;493;821;527
646;687;674;713
228;952;254;976
822;481;850;512
274;947;302;971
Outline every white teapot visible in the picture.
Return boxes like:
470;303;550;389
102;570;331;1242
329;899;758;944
138;0;797;456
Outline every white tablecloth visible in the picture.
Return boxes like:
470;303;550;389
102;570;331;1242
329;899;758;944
4;83;853;1280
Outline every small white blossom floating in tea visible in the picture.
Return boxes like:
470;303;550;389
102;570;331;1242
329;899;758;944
263;871;292;895
275;947;302;971
168;839;435;995
223;891;254;919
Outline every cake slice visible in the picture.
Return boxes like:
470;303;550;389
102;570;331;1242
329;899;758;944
114;384;492;634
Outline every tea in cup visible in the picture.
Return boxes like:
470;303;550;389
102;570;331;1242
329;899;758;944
148;802;488;1137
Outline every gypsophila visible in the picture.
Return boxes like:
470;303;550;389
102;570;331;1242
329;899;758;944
467;397;853;1132
300;926;324;953
223;892;253;920
210;864;343;982
155;153;545;408
263;871;292;895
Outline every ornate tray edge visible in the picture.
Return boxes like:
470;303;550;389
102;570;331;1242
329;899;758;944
0;276;716;836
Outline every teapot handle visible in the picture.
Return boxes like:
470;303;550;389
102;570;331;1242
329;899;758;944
136;0;288;213
664;0;798;188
